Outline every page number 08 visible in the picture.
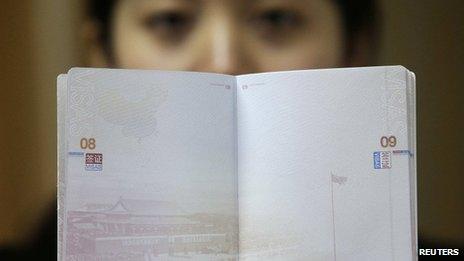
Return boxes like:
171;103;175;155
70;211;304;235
80;138;96;150
380;136;396;148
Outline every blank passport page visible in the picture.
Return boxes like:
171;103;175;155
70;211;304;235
236;66;416;260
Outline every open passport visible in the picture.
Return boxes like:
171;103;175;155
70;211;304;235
58;66;417;261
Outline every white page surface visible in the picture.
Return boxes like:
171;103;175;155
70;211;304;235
237;66;415;260
57;74;67;261
63;68;238;260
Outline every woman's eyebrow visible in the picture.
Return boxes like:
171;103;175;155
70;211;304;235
248;0;311;9
134;0;199;8
131;0;200;15
252;0;302;4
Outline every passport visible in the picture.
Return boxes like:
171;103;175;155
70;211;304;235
58;66;417;260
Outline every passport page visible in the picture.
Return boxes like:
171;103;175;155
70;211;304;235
61;68;238;260
57;74;68;261
236;66;416;261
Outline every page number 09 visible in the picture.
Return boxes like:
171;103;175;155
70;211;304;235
80;138;96;150
380;136;396;148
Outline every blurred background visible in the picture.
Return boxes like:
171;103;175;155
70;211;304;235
0;0;463;259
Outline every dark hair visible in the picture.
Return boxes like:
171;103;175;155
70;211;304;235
88;0;380;63
334;0;381;62
88;0;116;59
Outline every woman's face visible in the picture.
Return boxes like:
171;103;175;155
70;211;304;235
95;0;346;74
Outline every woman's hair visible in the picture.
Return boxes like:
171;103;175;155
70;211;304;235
88;0;116;58
87;0;380;62
335;0;381;61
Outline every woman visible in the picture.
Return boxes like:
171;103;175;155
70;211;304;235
86;0;379;72
1;0;380;260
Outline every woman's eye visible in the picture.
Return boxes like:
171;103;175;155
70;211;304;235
254;9;302;31
143;11;193;40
